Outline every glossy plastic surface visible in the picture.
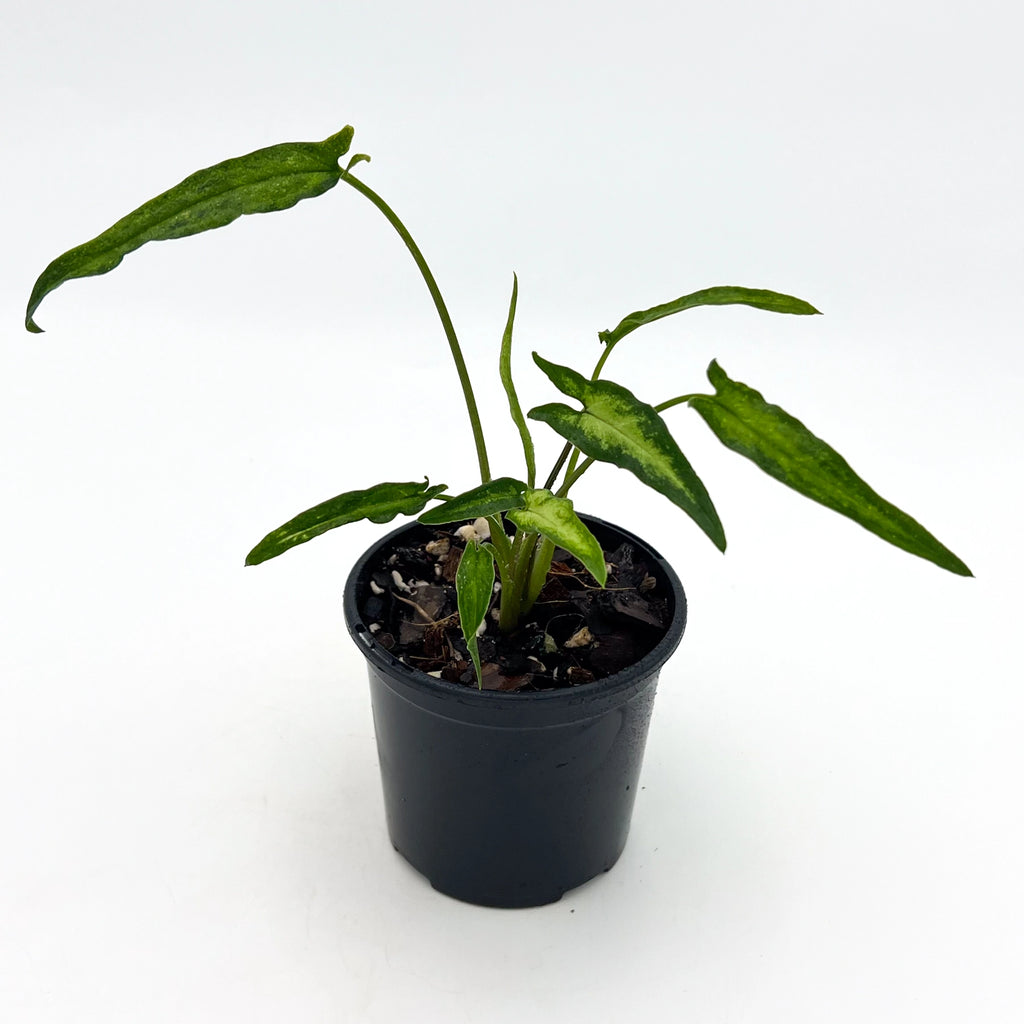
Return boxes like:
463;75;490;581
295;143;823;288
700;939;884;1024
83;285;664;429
344;516;687;908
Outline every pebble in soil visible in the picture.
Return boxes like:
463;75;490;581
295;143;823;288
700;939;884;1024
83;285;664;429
361;526;669;692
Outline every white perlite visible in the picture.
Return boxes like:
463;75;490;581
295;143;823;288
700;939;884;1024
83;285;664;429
454;516;491;544
390;570;412;593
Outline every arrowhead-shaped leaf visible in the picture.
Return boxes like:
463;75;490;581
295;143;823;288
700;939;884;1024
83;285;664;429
687;361;972;576
599;286;821;346
456;539;496;689
418;477;527;525
506;488;608;586
26;127;355;332
528;354;726;552
245;478;446;566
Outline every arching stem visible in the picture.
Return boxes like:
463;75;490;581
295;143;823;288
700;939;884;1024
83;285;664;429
341;171;491;483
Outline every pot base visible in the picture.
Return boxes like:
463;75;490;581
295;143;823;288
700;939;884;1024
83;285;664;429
369;659;655;908
346;516;686;908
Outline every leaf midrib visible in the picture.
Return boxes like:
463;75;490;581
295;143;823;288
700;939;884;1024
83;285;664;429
100;164;342;243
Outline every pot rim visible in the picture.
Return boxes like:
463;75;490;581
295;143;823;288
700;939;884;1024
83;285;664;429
343;513;687;711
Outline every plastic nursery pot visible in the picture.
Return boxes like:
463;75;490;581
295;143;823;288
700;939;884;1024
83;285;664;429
343;515;687;909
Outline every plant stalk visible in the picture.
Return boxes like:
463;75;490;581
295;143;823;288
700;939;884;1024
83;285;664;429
556;456;595;497
542;442;573;490
498;531;540;632
341;171;491;484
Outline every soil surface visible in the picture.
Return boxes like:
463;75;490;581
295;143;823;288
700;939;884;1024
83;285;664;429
358;526;671;691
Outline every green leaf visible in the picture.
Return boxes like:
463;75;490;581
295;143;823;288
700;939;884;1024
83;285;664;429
456;539;496;689
506;488;608;586
528;354;726;552
26;127;355;332
687;361;972;576
245;478;445;566
345;153;372;172
599;286;821;347
498;273;537;487
418;477;528;525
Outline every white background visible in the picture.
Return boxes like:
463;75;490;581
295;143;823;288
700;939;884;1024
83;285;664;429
2;1;1021;1020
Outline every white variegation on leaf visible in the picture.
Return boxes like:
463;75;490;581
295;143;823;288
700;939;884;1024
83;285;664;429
506;489;607;586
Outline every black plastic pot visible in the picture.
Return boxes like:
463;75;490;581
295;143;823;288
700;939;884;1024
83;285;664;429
343;515;687;908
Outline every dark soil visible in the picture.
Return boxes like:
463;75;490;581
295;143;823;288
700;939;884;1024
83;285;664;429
358;526;671;692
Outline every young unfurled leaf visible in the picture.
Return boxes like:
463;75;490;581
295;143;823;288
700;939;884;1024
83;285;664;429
26;127;356;332
528;354;726;552
506;488;607;586
246;478;445;566
498;273;537;488
687;361;972;576
418;477;527;525
599;286;821;347
456;538;496;689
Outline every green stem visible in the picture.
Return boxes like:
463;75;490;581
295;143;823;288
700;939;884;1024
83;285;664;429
655;394;699;413
485;514;512;566
522;535;555;615
341;171;491;483
542;442;573;490
556;456;595;497
591;337;618;381
498;531;539;632
563;446;583;488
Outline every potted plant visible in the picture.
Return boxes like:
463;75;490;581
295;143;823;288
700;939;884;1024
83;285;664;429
25;125;971;907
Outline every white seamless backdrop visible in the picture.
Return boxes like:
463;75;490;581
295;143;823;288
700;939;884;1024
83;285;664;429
1;2;1020;1021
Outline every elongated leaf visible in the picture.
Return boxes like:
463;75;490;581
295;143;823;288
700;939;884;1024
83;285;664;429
528;354;726;552
498;273;537;486
456;539;496;689
687;361;972;576
26;127;355;332
506;489;607;586
418;477;527;525
599;286;820;347
246;478;445;566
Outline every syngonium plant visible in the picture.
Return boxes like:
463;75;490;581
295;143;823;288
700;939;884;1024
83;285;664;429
25;125;972;686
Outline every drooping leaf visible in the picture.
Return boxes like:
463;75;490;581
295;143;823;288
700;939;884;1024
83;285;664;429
528;354;726;552
418;477;527;525
506;488;608;586
456;539;496;689
498;273;537;487
26;127;356;332
245;478;445;566
687;361;972;576
599;286;821;347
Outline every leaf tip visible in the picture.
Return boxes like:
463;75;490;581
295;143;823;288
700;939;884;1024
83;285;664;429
946;555;974;578
325;125;355;158
705;359;727;387
25;290;45;332
705;518;728;553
